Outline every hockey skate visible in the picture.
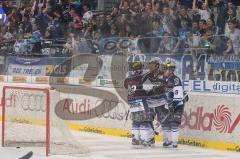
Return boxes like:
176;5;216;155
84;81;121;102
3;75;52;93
132;138;140;145
131;138;141;149
163;141;172;148
172;144;178;148
141;138;155;148
172;142;178;148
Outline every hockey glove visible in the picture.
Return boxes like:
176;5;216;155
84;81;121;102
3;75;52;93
183;91;189;103
168;104;175;113
168;100;181;113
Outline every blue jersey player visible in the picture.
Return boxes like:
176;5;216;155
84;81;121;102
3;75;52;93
161;59;186;148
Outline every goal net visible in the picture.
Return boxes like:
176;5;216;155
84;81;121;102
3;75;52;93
1;86;89;156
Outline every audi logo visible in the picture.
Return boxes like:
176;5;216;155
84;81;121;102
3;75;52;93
94;99;128;121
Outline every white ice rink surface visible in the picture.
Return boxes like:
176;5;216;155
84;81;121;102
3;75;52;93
1;131;240;159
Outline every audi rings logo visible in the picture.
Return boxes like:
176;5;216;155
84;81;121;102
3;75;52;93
13;93;46;112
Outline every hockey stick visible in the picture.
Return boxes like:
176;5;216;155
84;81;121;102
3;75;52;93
162;89;191;123
153;89;191;134
18;151;33;159
124;110;130;127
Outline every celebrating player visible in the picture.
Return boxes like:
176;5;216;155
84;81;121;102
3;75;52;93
161;58;187;148
124;61;155;147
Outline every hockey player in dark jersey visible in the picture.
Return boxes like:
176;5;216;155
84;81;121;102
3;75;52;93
142;57;167;98
161;59;186;148
124;61;155;147
142;58;167;120
142;57;169;146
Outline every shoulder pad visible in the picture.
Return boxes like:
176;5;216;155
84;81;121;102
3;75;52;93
142;72;151;81
173;76;181;86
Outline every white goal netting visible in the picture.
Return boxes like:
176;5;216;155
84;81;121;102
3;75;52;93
1;86;89;156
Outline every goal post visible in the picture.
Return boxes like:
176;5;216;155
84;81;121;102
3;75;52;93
1;85;89;156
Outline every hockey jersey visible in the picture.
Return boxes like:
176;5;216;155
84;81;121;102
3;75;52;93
142;71;167;108
164;74;184;106
124;74;147;100
124;74;154;121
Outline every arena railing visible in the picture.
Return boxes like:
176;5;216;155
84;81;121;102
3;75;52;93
0;35;239;83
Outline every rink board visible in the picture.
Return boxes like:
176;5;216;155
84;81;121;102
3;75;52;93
0;83;240;152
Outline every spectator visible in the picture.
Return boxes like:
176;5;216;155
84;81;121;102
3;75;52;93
152;0;162;17
185;30;195;49
29;22;42;53
199;19;207;36
185;29;201;53
227;0;237;15
109;25;119;37
69;7;84;34
193;0;211;21
61;1;72;24
82;3;93;26
200;29;223;55
30;22;42;43
225;7;237;34
178;18;189;53
175;5;192;28
206;18;218;35
158;32;179;54
169;0;178;11
0;1;8;25
44;26;52;39
214;0;228;34
47;12;64;39
223;38;234;56
98;14;111;37
84;23;95;39
128;1;137;15
225;20;240;55
22;15;32;34
144;2;153;15
151;21;161;36
111;6;120;19
122;23;134;37
192;20;200;35
0;32;4;41
2;0;12;15
161;5;177;36
179;0;193;9
119;0;130;14
0;0;239;58
2;26;13;41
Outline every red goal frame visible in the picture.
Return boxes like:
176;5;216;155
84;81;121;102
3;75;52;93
1;86;50;156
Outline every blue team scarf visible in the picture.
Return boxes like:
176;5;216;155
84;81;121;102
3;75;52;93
0;6;8;24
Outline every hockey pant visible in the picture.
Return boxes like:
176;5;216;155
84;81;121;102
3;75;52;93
132;121;155;144
155;105;184;145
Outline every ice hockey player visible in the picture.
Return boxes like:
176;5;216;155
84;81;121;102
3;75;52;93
142;57;166;99
124;61;155;147
142;57;168;144
161;59;186;148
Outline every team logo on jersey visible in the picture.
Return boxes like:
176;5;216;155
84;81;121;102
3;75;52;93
174;78;180;85
158;75;163;79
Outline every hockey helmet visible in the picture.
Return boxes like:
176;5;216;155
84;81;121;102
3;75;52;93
131;61;144;70
164;58;176;71
148;57;161;65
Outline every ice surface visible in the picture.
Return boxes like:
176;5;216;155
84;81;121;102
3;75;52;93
1;131;240;159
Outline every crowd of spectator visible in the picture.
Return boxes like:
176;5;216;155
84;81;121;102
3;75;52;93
0;0;239;56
